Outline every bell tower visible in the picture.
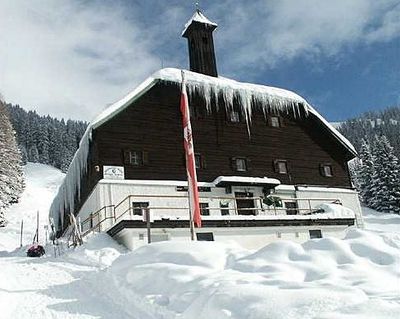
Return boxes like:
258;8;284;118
182;9;218;77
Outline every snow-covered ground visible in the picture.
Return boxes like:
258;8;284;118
0;163;399;318
0;163;65;252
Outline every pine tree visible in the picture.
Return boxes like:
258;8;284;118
0;99;24;225
370;135;400;214
348;158;361;192
339;106;400;159
7;104;88;172
357;139;375;206
37;121;50;164
29;145;40;163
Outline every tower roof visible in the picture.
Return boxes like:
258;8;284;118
182;9;217;37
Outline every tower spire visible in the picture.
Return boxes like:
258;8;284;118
182;8;218;77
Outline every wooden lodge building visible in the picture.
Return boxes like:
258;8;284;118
50;9;363;249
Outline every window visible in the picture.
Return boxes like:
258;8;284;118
196;232;214;241
274;160;288;174
269;116;281;128
229;110;241;123
200;202;210;216
320;164;333;177
195;154;201;169
231;157;248;172
309;229;322;239
124;150;148;166
285;202;298;215
236;158;247;171
132;202;149;216
195;153;206;169
130;151;142;165
220;202;230;216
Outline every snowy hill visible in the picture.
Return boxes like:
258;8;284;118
0;163;64;251
0;163;399;318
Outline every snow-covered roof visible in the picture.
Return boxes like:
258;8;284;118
89;68;314;134
50;67;356;230
182;10;217;36
213;176;281;187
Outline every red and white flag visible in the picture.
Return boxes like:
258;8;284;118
180;71;202;228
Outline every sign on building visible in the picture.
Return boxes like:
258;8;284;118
103;166;125;180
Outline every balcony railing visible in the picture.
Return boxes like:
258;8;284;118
79;194;342;237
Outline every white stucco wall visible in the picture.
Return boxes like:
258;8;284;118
77;180;363;233
113;224;350;251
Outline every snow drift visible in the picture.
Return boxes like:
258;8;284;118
2;161;399;319
95;228;399;319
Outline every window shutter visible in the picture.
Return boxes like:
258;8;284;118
246;158;252;171
279;117;285;128
201;155;207;169
230;157;237;171
123;149;131;165
319;164;325;176
142;151;149;165
273;160;279;172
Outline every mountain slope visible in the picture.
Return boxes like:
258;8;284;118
0;163;64;251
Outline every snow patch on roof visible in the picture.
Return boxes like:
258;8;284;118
307;107;356;155
213;176;281;186
296;186;358;194
182;10;217;36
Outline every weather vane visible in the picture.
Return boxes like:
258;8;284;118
195;2;200;12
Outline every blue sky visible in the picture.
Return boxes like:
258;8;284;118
0;0;399;121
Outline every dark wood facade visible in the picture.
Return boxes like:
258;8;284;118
76;81;353;213
58;80;356;229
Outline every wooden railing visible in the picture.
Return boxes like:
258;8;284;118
79;194;342;238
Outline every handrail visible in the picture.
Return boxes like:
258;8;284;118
81;205;115;226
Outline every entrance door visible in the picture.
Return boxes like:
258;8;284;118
235;192;256;215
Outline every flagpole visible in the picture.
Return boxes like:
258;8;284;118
188;187;195;241
181;70;196;241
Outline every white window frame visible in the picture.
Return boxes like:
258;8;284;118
230;110;241;123
236;158;247;172
277;160;288;174
270;116;280;127
130;151;141;166
320;164;333;177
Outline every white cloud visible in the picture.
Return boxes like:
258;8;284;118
0;1;161;121
0;1;398;121
211;0;400;74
